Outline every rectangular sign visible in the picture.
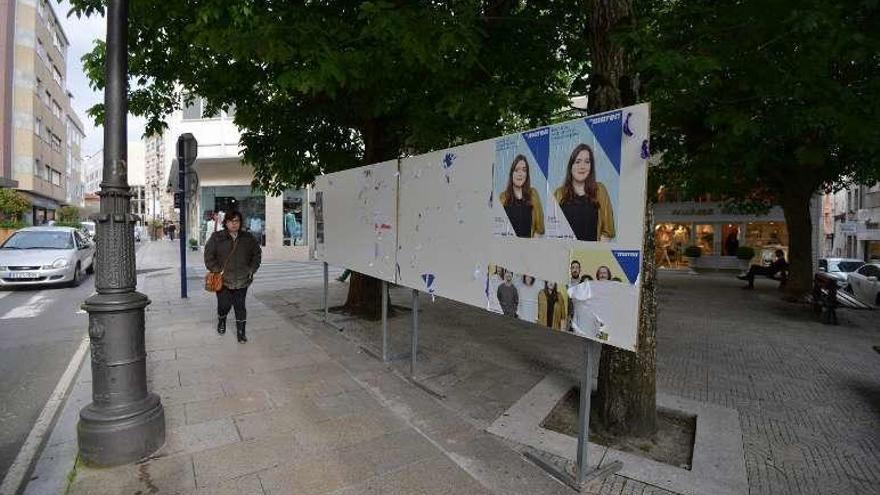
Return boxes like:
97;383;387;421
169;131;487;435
314;104;650;351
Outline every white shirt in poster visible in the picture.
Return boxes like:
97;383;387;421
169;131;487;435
487;274;504;314
516;280;541;324
567;282;606;340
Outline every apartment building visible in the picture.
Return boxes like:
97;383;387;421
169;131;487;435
151;95;309;261
826;183;880;261
144;132;170;220
65;109;85;207
1;0;86;223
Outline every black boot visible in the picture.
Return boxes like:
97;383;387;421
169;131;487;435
217;316;227;335
236;320;247;343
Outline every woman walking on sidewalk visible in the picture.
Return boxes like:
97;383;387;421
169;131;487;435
204;210;262;342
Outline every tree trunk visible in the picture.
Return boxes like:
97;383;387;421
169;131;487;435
780;189;815;301
596;206;657;436
341;117;399;318
587;0;657;437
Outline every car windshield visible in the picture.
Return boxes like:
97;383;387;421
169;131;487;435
831;261;864;273
1;231;73;250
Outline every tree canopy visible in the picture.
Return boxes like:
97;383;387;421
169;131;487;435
69;0;589;193
634;0;880;295
638;0;880;201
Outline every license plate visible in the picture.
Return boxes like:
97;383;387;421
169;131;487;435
6;272;39;279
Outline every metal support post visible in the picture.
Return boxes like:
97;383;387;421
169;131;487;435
577;340;601;483
78;0;165;467
178;156;187;298
323;262;329;321
381;280;389;362
411;289;419;377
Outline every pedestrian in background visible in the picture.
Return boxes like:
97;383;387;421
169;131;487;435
204;210;262;343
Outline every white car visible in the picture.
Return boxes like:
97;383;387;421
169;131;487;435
818;258;865;289
0;227;95;288
848;262;880;307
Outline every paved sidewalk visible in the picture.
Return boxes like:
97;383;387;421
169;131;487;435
22;240;880;494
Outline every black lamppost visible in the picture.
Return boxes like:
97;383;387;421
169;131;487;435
77;0;165;466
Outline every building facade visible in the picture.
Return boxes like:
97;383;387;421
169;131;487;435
151;95;309;261
144;132;170;221
2;0;85;223
65;110;84;207
825;182;880;261
653;189;821;271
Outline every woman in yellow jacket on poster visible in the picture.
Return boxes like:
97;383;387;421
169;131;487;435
554;143;615;241
499;154;545;238
537;282;568;330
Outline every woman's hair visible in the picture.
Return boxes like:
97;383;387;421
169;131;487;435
596;265;612;280
223;210;244;230
559;143;598;205
522;275;535;286
580;275;593;282
502;155;532;206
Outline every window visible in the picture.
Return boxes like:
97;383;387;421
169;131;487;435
859;265;880;278
34;159;42;176
38;0;45;18
51;134;62;151
34;117;42;137
182;96;201;120
44;90;51;107
52;65;63;86
52;169;62;186
52;101;62;119
45;165;52;181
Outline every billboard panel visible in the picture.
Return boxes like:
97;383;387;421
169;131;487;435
316;104;650;351
313;160;399;283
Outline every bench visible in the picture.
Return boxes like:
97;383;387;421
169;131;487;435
768;269;788;290
811;272;838;325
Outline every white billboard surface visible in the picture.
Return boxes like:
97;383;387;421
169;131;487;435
313;160;399;283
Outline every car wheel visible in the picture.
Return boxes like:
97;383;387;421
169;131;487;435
85;258;94;274
70;262;83;287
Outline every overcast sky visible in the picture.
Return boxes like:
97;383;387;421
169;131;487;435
57;0;146;158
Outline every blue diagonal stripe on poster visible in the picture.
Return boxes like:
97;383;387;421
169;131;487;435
612;250;641;284
585;111;623;174
522;127;550;179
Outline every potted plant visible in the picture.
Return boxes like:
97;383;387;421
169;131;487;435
149;219;163;240
188;238;199;251
735;246;756;272
0;188;30;244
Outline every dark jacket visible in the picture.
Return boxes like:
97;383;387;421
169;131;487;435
204;229;262;289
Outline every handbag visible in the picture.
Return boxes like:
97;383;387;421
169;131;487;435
205;238;238;292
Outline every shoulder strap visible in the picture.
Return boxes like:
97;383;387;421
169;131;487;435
219;237;238;274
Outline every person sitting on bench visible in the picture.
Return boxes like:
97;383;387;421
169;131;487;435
737;249;787;289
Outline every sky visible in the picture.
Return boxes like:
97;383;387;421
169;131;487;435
56;1;146;158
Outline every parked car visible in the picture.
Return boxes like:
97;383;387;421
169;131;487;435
848;262;880;307
0;227;95;288
818;258;865;289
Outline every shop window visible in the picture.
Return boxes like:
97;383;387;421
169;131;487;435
654;223;692;268
745;221;789;265
282;189;306;246
695;224;715;256
199;186;266;246
721;224;741;256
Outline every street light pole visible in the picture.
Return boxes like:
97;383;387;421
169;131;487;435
77;0;165;466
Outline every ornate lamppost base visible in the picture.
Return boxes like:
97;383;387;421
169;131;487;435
78;394;165;466
78;291;165;466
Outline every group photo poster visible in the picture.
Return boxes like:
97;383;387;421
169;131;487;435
565;248;641;350
486;263;570;332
